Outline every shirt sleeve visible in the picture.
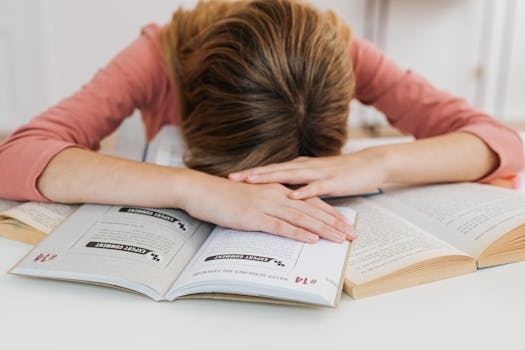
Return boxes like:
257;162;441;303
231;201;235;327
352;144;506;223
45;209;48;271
350;36;525;182
0;25;165;201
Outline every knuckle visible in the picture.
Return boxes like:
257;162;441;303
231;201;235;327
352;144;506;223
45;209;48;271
310;198;327;209
268;219;305;241
269;219;285;234
287;210;303;224
289;227;305;240
334;219;346;232
327;214;340;228
312;220;328;234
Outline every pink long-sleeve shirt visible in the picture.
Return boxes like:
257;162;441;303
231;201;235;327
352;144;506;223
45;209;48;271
1;24;524;201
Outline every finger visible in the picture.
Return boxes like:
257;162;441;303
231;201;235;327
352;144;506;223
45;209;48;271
305;197;351;225
244;168;322;185
229;158;314;180
289;180;333;199
229;163;294;180
304;197;358;241
267;206;346;243
262;216;320;243
287;198;349;236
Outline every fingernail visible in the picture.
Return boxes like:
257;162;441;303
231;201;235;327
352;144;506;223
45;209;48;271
306;233;319;243
347;226;358;240
229;173;241;180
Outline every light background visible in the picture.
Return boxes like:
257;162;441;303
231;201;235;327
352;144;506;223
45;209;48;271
0;0;523;153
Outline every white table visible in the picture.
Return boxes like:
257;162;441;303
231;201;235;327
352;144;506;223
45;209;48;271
3;136;525;350
2;237;525;350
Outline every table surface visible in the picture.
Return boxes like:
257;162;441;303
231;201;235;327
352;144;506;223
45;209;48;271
2;237;525;350
3;136;525;350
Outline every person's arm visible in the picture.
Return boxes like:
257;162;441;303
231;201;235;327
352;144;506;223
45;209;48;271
229;36;524;197
38;148;353;243
349;36;524;182
229;132;497;199
0;25;166;202
0;25;351;243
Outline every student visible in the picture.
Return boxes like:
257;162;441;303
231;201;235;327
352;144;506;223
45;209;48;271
0;0;523;244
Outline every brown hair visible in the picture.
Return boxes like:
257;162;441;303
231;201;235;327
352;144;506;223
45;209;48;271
161;0;354;176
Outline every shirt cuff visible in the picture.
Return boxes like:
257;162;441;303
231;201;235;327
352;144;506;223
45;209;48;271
457;123;525;183
28;140;88;202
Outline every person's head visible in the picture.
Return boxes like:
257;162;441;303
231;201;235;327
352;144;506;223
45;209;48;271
161;0;354;176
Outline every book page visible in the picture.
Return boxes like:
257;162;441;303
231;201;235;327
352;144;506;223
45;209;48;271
11;204;213;299
167;208;356;306
0;199;20;212
372;183;525;258
144;125;186;168
1;202;77;234
344;199;469;285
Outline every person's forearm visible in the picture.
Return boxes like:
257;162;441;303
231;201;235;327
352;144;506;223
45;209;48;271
37;147;194;208
376;132;499;184
37;148;352;243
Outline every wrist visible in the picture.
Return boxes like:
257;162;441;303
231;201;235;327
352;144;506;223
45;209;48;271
169;167;218;213
359;146;394;183
168;167;199;211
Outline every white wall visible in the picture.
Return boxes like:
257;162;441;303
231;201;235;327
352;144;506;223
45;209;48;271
505;0;525;122
1;0;524;148
0;0;51;131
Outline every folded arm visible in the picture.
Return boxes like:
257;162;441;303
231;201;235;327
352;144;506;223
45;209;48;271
0;25;351;243
0;26;164;202
350;36;524;182
230;36;525;197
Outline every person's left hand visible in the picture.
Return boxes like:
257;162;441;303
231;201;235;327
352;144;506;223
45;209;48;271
228;149;389;200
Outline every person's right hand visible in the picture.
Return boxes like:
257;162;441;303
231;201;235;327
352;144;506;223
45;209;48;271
176;169;356;243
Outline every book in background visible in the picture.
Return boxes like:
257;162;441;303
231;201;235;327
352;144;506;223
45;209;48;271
335;182;525;299
6;125;525;301
0;201;77;245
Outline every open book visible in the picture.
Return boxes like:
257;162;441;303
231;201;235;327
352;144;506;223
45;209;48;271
0;200;77;244
337;183;525;299
8;125;523;302
11;204;355;307
4;126;354;306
